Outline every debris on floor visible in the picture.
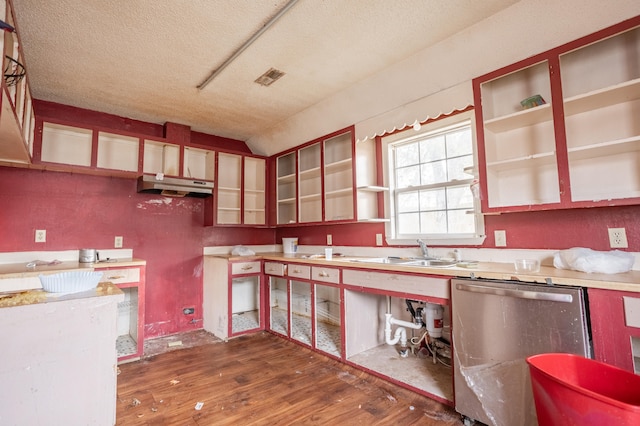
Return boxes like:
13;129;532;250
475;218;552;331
169;379;180;385
131;398;141;407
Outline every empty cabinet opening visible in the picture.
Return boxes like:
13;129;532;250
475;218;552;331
116;287;139;358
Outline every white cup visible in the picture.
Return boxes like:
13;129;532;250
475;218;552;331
325;248;333;260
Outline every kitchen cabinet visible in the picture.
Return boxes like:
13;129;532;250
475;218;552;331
473;16;640;213
203;257;263;340
0;285;122;425
274;126;355;225
356;137;388;222
183;146;215;181
143;139;181;176
214;153;266;226
97;263;146;362
276;151;297;224
588;288;640;374
0;0;35;164
265;261;289;337
342;268;452;404
264;261;342;358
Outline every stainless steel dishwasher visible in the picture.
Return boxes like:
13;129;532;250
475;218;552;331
451;277;591;426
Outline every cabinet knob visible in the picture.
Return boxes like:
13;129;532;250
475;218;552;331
241;265;254;271
318;271;329;277
293;269;301;273
107;275;125;280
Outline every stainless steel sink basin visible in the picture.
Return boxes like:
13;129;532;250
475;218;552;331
348;257;410;264
402;259;456;268
349;257;456;268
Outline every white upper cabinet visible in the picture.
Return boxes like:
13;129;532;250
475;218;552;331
0;0;35;164
275;127;356;225
474;16;640;213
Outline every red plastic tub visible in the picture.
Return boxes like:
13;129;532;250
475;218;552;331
526;353;640;426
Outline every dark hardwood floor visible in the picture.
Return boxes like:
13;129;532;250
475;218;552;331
117;331;463;425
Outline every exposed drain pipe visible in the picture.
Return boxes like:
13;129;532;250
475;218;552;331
197;0;300;90
385;297;422;357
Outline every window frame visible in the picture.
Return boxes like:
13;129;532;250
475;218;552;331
381;109;485;246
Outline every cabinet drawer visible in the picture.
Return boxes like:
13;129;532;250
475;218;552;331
623;296;640;328
264;262;285;276
231;261;261;275
311;266;340;284
287;264;310;280
99;267;140;284
342;269;449;300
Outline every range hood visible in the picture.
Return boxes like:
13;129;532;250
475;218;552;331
137;175;213;198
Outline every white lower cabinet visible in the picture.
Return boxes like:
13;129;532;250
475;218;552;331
265;262;342;359
342;268;453;404
203;257;262;340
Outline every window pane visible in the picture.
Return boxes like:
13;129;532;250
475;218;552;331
397;191;419;213
420;136;445;162
419;188;446;211
395;143;419;167
398;212;420;234
420;160;447;184
420;211;447;233
447;185;474;210
446;128;472;157
396;165;420;188
448;154;474;181
448;209;476;234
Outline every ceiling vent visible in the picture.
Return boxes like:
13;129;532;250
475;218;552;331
254;68;286;86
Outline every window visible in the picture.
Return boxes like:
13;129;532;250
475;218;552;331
382;111;485;245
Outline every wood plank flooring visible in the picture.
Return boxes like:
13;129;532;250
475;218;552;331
117;331;463;425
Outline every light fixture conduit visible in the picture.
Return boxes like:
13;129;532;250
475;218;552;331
197;0;300;90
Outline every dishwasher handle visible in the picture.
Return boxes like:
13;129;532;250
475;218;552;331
455;282;574;303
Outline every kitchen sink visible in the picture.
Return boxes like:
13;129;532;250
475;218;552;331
349;257;457;268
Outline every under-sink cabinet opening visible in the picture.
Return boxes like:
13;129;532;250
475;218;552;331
344;289;453;404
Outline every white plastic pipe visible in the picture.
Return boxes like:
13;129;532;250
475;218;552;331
384;313;422;347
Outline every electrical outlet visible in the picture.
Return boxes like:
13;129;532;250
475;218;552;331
494;230;507;247
35;229;46;243
376;233;383;246
114;236;123;248
327;234;332;245
608;227;628;248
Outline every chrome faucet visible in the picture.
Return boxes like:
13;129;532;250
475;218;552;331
417;239;430;258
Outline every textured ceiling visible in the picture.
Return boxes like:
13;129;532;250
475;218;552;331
11;0;519;151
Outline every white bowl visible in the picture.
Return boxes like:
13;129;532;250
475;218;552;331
514;259;540;273
39;271;103;293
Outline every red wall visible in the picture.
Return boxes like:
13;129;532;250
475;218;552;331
277;206;640;252
0;166;275;338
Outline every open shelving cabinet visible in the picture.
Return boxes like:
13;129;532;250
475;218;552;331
474;15;640;213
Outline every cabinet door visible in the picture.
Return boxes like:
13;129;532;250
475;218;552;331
589;288;640;373
217;152;242;224
243;156;266;225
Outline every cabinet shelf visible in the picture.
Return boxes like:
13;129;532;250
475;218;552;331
300;193;321;201
325;187;353;198
278;173;296;183
325;158;352;171
568;136;640;161
278;197;296;204
486;151;556;171
357;185;389;192
299;166;321;176
218;186;240;192
563;77;640;116
483;103;553;133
